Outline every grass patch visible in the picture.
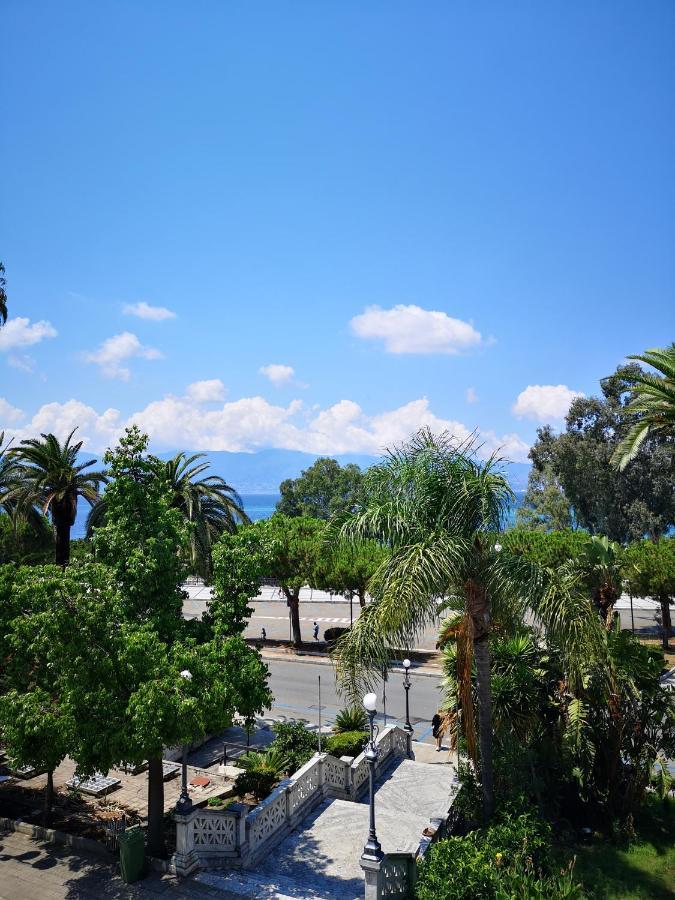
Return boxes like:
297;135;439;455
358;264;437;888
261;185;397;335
559;797;675;899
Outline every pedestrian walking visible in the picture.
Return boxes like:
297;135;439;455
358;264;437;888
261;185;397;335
261;627;267;642
432;710;444;752
313;621;320;641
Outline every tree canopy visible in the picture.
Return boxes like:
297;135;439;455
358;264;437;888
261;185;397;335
524;365;675;542
277;457;363;519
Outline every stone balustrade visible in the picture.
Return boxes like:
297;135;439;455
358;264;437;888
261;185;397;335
173;723;412;876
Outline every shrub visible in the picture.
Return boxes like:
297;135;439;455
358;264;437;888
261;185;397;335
234;769;277;802
415;805;583;900
238;748;291;779
326;730;368;759
334;706;368;733
324;626;349;647
271;721;318;773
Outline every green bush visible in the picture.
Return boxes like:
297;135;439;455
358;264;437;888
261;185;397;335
324;626;349;647
234;769;277;802
415;806;585;900
238;748;291;778
334;706;368;733
270;721;318;773
326;730;368;759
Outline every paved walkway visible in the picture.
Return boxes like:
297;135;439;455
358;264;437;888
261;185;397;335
0;828;236;900
197;757;458;899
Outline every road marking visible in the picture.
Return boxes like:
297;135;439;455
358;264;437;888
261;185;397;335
251;615;351;624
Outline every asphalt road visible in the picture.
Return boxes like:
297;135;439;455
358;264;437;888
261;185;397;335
263;655;441;745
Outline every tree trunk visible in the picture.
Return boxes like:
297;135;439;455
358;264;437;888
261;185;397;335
285;589;302;647
53;516;71;568
357;590;366;608
474;638;495;822
146;756;166;858
659;595;672;650
465;577;494;822
43;769;54;828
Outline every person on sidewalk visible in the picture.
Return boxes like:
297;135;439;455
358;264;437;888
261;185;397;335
432;711;444;751
313;621;320;641
261;627;267;642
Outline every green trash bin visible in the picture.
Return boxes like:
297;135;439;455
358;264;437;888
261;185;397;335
118;825;145;883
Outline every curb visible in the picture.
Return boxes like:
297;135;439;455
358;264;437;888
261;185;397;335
0;815;114;860
258;646;441;678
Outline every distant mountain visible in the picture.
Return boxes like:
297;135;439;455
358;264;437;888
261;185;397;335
159;449;531;494
71;448;530;537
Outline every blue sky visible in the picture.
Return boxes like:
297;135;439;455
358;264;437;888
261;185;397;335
1;1;673;461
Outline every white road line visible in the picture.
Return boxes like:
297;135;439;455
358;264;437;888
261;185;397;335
251;615;350;624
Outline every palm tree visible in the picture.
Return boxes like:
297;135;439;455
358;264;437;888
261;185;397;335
329;430;603;820
10;429;107;567
612;345;675;470
0;262;7;324
0;432;16;514
87;451;248;576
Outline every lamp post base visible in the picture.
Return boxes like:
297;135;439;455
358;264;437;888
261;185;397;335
361;838;383;862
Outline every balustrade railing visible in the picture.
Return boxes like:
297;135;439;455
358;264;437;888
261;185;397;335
173;724;413;877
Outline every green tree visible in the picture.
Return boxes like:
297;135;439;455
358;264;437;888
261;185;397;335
612;346;675;470
87;450;249;578
9;429;107;567
527;365;675;542
205;525;271;637
0;261;7;324
277;458;363;519
257;514;324;647
624;538;675;649
516;464;573;531
313;539;387;608
328;430;594;820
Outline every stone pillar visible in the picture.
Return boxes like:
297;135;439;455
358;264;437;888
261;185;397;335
173;809;198;876
361;856;384;900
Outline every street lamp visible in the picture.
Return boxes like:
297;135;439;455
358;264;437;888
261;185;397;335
176;669;193;813
402;659;413;735
361;692;383;861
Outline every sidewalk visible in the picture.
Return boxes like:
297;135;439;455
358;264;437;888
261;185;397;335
0;827;236;900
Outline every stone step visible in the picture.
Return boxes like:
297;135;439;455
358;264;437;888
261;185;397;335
195;867;360;900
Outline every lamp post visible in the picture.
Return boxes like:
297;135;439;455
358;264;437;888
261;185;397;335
402;659;413;734
176;669;193;813
361;692;383;861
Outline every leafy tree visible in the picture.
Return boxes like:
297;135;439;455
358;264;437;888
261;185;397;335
91;427;187;641
205;525;271;637
0;513;52;565
88;450;248;578
526;365;675;542
277;458;363;519
0;261;7;324
9;429;107;566
516;464;573;531
624;538;675;649
257;514;324;647
500;529;589;569
612;346;675;470
328;430;597;820
313;539;387;607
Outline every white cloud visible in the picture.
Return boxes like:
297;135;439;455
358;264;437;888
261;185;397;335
0;317;57;352
123;301;176;321
0;392;531;463
185;379;227;403
260;364;295;385
0;398;24;425
7;354;35;372
512;384;584;422
83;332;163;380
466;387;479;404
350;304;483;354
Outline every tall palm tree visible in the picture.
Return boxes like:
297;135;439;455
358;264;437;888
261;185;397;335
161;452;249;576
10;429;107;567
329;430;602;820
612;345;675;471
0;262;7;324
87;451;248;576
0;432;16;514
